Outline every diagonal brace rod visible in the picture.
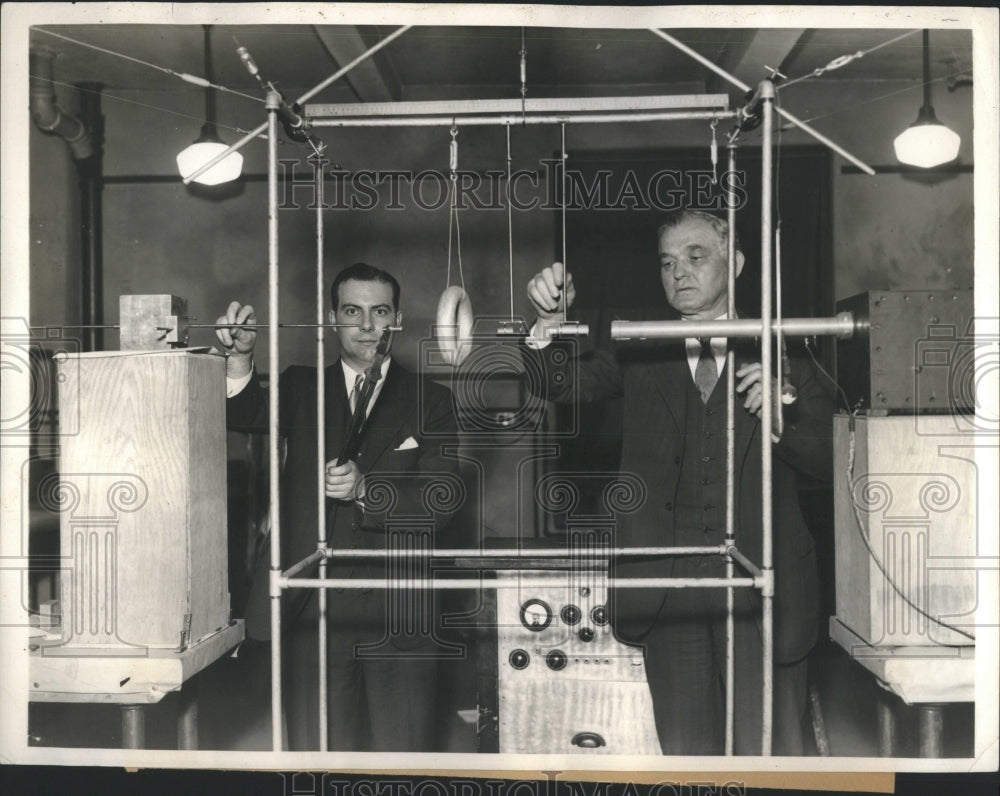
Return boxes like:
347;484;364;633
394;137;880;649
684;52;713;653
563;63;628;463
649;28;875;175
182;25;411;185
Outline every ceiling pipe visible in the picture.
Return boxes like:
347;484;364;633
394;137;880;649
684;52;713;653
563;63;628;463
29;45;94;160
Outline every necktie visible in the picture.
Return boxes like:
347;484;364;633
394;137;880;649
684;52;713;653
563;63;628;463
695;338;718;403
349;373;364;414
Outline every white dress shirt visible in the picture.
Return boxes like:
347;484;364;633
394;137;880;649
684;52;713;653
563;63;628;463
683;311;729;382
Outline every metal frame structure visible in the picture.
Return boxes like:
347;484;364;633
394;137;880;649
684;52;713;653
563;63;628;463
211;26;869;755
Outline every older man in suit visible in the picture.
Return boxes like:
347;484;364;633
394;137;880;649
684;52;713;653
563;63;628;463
217;262;460;752
524;210;832;755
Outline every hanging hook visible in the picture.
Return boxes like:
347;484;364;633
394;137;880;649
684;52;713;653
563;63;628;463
709;118;719;184
449;123;458;180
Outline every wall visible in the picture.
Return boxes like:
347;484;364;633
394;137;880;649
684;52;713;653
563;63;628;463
778;78;975;301
29;82;83;331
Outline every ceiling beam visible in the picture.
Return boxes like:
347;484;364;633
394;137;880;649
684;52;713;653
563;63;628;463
313;26;401;103
707;29;808;95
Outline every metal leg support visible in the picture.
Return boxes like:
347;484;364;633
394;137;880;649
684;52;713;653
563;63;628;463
918;704;944;758
120;704;145;749
177;676;199;749
877;692;896;757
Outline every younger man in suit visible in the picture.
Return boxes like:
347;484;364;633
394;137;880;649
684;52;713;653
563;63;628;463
217;262;460;751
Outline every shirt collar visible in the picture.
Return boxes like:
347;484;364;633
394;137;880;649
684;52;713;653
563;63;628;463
341;355;391;384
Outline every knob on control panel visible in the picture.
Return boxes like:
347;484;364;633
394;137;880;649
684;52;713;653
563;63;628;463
509;649;530;670
591;604;609;626
560;604;581;625
546;649;567;671
519;598;553;631
578;627;595;642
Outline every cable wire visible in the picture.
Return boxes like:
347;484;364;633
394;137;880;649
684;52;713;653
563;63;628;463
801;341;975;643
43;76;266;138
35;27;264;103
777;29;921;91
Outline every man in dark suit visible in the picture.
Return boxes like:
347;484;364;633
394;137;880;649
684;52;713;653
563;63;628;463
524;210;832;755
216;262;461;752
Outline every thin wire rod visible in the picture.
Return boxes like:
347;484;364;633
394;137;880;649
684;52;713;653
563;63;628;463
506;124;515;323
188;323;404;330
312;110;737;128
724;142;738;757
313;152;329;753
265;92;283;753
560;122;568;320
35;27;263;102
778;29;920;91
183;25;410;185
44;77;266;138
283;576;760;590
760;81;775;757
648;28;875;176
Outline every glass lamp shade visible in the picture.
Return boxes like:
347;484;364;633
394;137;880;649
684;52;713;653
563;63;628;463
893;106;961;168
176;128;243;185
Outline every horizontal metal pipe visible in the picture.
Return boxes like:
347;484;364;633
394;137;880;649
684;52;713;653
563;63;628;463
307;94;730;118
312;110;738;128
188;323;403;331
318;545;729;559
611;313;857;341
283;576;758;590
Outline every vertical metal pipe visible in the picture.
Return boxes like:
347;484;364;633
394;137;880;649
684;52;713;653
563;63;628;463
177;677;199;749
724;143;737;756
759;79;775;756
314;152;329;752
918;705;944;758
266;91;283;752
120;705;145;749
877;694;896;756
76;82;104;352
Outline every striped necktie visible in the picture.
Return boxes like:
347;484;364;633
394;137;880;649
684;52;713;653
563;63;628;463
694;338;718;403
349;373;364;414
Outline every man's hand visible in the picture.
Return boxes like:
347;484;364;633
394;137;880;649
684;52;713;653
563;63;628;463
325;460;364;502
216;301;257;378
527;262;576;336
736;362;783;432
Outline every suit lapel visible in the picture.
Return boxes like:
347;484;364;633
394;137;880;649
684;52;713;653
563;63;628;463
358;360;412;469
324;362;349;458
651;354;688;433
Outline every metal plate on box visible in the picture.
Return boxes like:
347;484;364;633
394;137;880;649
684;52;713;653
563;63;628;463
836;290;974;412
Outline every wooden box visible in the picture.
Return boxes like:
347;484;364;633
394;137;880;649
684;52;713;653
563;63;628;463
55;350;229;650
833;414;977;647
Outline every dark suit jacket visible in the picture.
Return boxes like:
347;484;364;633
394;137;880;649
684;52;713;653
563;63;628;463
227;359;461;642
525;311;832;663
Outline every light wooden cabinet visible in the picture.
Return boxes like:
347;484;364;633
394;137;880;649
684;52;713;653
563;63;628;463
55;350;230;651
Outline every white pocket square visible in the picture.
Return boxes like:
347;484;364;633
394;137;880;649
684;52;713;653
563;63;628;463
395;436;419;451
